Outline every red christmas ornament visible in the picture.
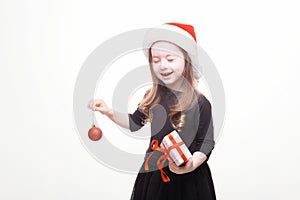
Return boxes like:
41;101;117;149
88;124;103;141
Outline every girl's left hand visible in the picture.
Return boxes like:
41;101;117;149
168;152;207;174
168;157;195;174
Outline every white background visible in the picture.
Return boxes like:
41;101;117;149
0;0;299;199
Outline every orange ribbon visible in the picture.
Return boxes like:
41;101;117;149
144;138;184;182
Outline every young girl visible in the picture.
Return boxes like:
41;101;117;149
88;23;216;200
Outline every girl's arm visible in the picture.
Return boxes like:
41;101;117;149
169;96;214;174
88;99;130;129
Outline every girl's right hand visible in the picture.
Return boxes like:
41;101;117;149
87;99;112;116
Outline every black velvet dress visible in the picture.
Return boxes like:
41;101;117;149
129;87;216;200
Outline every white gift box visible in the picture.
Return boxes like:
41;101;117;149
160;130;192;166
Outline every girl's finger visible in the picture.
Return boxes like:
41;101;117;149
88;100;96;108
94;100;103;107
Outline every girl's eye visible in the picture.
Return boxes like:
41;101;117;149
153;59;160;64
167;59;174;62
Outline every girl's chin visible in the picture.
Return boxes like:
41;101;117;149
160;79;179;87
160;79;174;84
158;77;183;89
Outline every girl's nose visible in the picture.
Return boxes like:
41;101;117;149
159;59;168;70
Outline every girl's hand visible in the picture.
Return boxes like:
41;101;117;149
168;157;195;174
88;99;112;117
168;152;207;174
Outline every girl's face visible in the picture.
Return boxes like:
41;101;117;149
150;41;185;90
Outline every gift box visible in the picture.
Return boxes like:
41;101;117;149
160;130;192;166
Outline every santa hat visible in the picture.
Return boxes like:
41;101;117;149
143;23;202;79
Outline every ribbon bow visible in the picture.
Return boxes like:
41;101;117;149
144;139;184;182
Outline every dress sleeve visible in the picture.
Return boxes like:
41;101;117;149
128;108;147;132
195;97;215;157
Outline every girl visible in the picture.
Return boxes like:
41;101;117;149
88;23;216;200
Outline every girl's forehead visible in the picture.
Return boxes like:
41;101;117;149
151;41;184;57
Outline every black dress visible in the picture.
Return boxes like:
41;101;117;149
129;87;216;200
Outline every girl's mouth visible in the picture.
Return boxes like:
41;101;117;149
160;72;173;78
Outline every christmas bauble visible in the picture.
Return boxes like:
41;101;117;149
88;125;103;141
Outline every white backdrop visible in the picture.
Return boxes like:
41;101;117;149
0;0;299;199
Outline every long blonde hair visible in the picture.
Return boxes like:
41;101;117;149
138;43;200;131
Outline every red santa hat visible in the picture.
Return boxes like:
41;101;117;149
143;22;202;79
